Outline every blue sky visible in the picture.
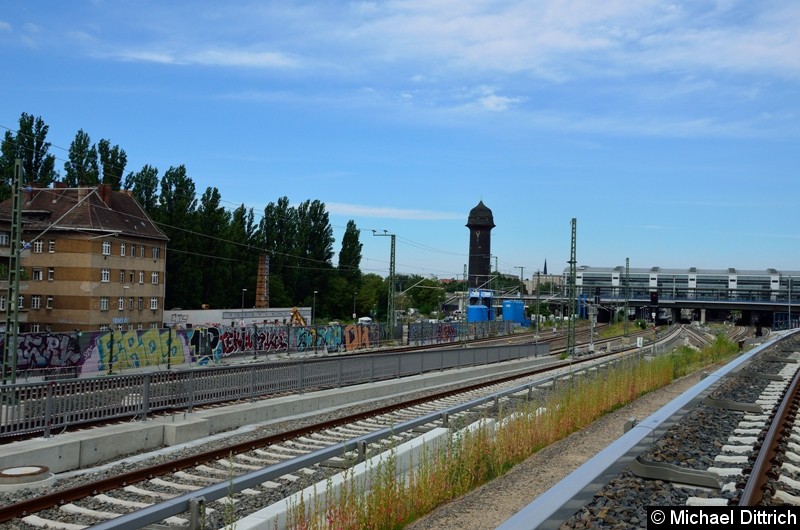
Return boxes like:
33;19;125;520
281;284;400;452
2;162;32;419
2;1;799;280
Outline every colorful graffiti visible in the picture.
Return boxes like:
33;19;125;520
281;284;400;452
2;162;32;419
407;322;461;345
1;322;383;377
0;321;516;377
15;332;86;371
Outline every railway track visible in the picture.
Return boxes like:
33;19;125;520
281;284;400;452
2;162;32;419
0;324;738;529
0;322;635;445
0;325;690;529
497;328;799;529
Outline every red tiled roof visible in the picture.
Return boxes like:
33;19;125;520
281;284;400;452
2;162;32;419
0;184;168;241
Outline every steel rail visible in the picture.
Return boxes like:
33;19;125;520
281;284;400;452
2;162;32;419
0;324;684;526
738;361;800;505
496;329;794;530
0;346;586;524
86;349;652;530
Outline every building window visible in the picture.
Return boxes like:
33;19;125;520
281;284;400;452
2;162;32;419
32;268;43;281
120;243;126;256
138;297;144;310
18;295;23;310
120;269;126;283
151;271;159;284
152;246;160;260
128;297;134;311
149;322;158;329
48;267;55;281
100;297;109;311
102;241;111;255
139;271;144;284
100;324;109;331
31;295;41;309
137;323;143;331
129;270;135;283
118;297;125;311
48;239;55;253
101;268;110;282
150;297;158;310
140;245;145;258
0;296;5;311
46;295;53;309
0;232;8;246
33;240;43;253
31;323;40;333
130;244;136;257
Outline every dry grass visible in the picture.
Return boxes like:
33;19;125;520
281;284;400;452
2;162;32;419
286;335;739;529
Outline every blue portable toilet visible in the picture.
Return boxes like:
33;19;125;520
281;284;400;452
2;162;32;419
467;305;488;322
502;299;526;323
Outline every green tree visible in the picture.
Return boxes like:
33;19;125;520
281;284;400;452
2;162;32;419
0;131;14;200
257;196;298;308
123;164;160;214
196;187;232;309
359;273;388;321
395;275;445;315
64;129;99;187
295;199;335;311
228;204;258;308
156;165;199;309
97;139;127;190
338;219;362;286
0;113;58;198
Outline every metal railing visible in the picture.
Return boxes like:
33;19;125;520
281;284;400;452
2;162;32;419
0;341;547;438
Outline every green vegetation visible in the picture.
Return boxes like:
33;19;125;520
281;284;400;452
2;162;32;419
286;334;740;529
1;112;373;320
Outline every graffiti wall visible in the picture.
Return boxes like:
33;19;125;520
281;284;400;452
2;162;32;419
1;322;381;377
0;322;518;377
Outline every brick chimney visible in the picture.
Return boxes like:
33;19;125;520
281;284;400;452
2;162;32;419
99;183;112;205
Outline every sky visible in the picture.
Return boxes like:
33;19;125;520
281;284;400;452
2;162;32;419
1;1;799;281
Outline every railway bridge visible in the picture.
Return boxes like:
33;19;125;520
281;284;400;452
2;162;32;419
497;265;800;329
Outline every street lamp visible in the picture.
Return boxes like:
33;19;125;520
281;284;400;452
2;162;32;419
312;290;317;326
312;290;318;353
353;291;358;320
241;288;247;326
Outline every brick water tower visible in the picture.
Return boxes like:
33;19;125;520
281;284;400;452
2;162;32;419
466;200;495;289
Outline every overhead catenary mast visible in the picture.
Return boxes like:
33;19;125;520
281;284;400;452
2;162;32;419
566;218;577;357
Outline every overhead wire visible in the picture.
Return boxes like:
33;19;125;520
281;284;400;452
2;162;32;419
2;120;470;279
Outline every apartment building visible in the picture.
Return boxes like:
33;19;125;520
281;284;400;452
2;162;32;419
0;183;169;332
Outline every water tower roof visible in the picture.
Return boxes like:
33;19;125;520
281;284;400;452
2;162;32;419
466;200;495;228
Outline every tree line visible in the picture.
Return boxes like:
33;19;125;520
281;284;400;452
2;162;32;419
1;113;536;322
1;113;375;320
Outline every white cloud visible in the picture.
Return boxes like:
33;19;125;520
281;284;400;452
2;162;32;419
110;47;298;68
116;50;178;64
0;21;11;31
326;202;462;221
187;49;298;68
479;94;521;112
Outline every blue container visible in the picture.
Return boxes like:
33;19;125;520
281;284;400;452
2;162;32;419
514;300;525;322
502;300;513;321
467;305;488;322
502;300;526;323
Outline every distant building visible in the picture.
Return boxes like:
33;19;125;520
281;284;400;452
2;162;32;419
0;183;168;332
466;200;495;289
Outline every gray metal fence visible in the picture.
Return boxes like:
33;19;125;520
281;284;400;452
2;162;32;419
0;342;547;438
